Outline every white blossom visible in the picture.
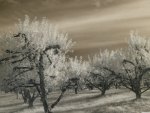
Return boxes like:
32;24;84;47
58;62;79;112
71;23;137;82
15;15;75;53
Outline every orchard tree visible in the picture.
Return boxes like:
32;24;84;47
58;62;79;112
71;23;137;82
62;57;90;94
87;32;150;99
87;50;121;96
0;16;74;113
2;75;39;107
118;32;150;99
0;32;40;107
44;56;90;111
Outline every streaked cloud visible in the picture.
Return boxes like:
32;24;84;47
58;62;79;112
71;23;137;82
0;0;150;57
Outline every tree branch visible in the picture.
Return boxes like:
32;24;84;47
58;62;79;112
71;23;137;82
122;59;135;67
85;79;102;91
141;87;150;94
43;52;52;65
50;89;66;110
0;55;18;63
44;45;60;52
13;66;33;71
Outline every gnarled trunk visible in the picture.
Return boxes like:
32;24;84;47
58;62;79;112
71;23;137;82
38;54;51;113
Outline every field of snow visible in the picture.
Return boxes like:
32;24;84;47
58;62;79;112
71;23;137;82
1;89;150;113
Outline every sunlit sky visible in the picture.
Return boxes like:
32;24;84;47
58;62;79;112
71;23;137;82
0;0;150;58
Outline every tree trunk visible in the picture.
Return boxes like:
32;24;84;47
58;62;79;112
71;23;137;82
134;80;142;99
101;89;106;96
21;91;28;103
16;92;19;99
74;80;79;94
23;96;28;103
38;54;51;113
75;87;78;94
28;99;34;108
135;92;141;99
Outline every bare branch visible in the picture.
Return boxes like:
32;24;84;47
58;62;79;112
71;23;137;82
122;59;135;67
43;52;52;65
141;87;150;94
85;79;102;91
13;66;33;71
0;55;19;63
44;45;60;52
14;68;33;77
5;50;21;54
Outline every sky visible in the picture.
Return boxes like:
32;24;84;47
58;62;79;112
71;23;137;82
0;0;150;58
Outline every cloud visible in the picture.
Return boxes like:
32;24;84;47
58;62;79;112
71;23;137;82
0;0;150;57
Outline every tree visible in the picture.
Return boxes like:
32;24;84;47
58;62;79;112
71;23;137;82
1;64;40;107
0;16;74;113
117;32;150;99
62;57;90;94
87;50;121;96
86;32;150;99
44;56;90;111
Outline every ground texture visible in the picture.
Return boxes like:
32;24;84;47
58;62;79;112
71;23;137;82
1;89;150;113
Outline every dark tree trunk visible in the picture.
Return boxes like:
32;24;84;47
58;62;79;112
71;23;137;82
133;80;142;99
38;54;51;113
101;89;106;96
74;79;79;94
28;99;34;108
23;96;28;103
16;91;19;99
75;87;78;94
28;92;38;108
21;90;28;103
135;91;141;99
